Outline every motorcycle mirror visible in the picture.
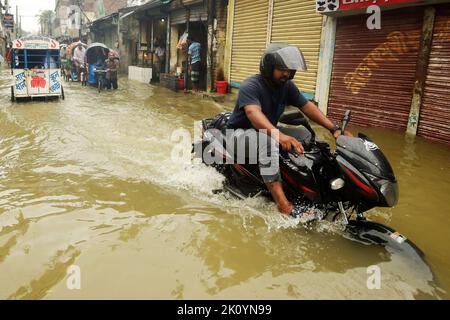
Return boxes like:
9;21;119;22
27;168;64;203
341;110;352;132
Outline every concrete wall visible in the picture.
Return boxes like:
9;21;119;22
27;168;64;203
169;25;179;73
93;0;128;18
128;65;152;83
0;37;6;60
118;15;139;74
212;0;227;84
91;23;118;49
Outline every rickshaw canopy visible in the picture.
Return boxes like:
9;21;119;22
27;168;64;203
85;43;110;64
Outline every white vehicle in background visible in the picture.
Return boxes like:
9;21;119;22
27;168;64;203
10;36;65;102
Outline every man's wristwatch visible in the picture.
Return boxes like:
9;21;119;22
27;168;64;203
329;123;342;135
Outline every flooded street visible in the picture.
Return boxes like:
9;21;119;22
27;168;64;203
0;66;449;299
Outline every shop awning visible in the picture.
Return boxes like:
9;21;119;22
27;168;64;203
135;0;163;13
120;10;136;20
92;13;117;25
119;0;163;20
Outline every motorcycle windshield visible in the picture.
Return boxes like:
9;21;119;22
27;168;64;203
276;46;308;71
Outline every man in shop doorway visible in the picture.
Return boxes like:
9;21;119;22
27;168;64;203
153;39;165;81
187;35;201;92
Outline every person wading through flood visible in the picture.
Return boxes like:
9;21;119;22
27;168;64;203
226;43;353;221
105;52;119;90
73;42;86;81
6;45;12;68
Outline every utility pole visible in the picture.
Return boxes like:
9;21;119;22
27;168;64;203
74;0;92;41
79;10;82;40
4;0;11;47
15;5;18;39
49;14;52;37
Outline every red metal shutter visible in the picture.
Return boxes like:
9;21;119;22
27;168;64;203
327;7;423;130
418;5;450;144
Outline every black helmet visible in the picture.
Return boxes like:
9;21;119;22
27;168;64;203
260;43;307;81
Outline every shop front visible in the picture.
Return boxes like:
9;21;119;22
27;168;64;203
327;6;423;130
88;13;120;50
317;0;450;143
418;4;450;144
169;3;209;91
228;0;323;100
149;17;169;82
121;1;169;84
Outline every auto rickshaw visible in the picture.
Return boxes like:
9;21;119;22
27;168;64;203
85;43;110;91
10;36;64;101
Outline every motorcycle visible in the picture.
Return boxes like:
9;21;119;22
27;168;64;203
193;110;425;257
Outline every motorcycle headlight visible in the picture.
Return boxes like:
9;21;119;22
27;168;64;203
379;180;398;207
365;173;399;207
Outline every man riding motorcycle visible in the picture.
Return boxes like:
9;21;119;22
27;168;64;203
226;43;352;218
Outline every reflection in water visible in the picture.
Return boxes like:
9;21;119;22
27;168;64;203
0;67;449;299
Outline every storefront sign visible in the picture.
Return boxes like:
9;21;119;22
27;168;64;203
316;0;419;13
3;14;14;30
13;36;59;50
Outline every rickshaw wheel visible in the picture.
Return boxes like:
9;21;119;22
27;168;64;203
11;86;15;102
61;86;65;100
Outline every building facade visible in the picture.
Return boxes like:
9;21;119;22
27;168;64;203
53;0;96;40
87;0;128;49
111;0;228;90
0;0;13;56
316;0;450;144
83;0;450;145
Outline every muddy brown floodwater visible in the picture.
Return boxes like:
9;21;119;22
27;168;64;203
0;67;449;299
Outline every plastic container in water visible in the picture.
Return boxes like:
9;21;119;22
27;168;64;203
177;78;185;90
88;64;97;85
216;81;228;94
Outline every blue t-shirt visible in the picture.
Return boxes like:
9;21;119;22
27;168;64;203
227;74;309;129
188;42;201;64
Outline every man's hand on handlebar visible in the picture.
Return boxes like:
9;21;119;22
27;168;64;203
333;130;353;139
278;133;304;154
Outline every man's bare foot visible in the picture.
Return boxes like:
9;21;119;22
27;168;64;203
278;202;293;215
291;207;321;223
